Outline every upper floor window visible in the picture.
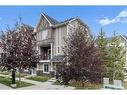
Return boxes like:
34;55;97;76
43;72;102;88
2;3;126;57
41;30;48;40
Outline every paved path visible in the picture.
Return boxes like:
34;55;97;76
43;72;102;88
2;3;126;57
0;83;12;90
17;78;75;90
0;74;75;90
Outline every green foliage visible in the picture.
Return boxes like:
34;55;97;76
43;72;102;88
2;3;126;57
96;29;125;81
107;32;125;80
16;73;27;78
96;28;109;78
53;80;102;89
27;76;50;82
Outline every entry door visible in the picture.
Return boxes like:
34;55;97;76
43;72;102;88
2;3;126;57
56;65;63;73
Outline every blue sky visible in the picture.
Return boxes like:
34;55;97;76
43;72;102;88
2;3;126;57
0;6;127;37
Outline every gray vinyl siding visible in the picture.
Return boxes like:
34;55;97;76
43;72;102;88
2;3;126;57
53;25;67;56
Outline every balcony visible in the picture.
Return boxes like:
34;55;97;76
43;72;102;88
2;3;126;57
40;46;51;60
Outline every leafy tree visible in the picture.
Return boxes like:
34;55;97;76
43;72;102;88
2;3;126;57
58;25;103;86
0;22;39;84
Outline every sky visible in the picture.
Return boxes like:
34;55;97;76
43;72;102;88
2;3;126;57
0;6;127;37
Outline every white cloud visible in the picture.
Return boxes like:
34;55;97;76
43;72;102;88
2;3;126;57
98;10;127;26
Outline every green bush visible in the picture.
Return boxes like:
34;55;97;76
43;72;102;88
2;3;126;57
69;81;102;89
53;80;102;89
16;73;27;78
27;76;49;82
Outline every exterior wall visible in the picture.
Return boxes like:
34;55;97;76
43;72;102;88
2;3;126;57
53;25;67;56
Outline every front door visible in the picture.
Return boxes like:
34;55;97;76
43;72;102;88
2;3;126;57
56;64;63;78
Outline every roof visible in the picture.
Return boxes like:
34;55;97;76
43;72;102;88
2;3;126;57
42;13;78;26
43;13;59;25
106;35;127;41
51;55;66;62
21;23;34;30
122;35;127;39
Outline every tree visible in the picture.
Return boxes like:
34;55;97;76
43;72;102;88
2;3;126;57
58;25;103;86
0;22;39;85
107;32;125;81
96;28;109;78
96;30;125;81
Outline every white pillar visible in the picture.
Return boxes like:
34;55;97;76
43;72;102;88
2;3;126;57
51;62;53;71
51;43;53;59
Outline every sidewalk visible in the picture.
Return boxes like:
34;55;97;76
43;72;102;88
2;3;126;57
0;83;12;90
0;74;75;90
17;78;75;90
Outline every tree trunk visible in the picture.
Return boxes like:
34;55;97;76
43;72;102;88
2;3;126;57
12;69;16;84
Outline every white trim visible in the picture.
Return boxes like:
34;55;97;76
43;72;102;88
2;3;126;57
51;43;53;59
34;14;43;32
121;35;127;42
39;60;50;63
41;13;52;26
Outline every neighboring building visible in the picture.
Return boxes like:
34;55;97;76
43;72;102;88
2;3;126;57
33;13;90;76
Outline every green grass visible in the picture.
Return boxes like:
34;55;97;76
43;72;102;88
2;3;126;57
27;76;50;82
53;80;102;89
16;73;27;78
0;76;33;89
0;72;10;75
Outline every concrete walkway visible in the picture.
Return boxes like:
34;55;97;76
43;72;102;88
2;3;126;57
0;74;75;90
0;83;12;90
17;78;75;90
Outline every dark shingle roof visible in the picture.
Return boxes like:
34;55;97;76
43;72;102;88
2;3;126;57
43;13;59;25
51;55;66;62
59;17;77;24
43;13;77;26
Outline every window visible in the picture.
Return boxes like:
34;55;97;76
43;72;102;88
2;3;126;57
43;63;49;73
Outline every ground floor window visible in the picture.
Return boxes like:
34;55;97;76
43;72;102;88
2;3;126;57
43;63;50;73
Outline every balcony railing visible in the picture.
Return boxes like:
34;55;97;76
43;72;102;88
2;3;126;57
40;54;51;60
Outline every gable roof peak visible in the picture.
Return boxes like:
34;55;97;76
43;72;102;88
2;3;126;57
41;13;59;25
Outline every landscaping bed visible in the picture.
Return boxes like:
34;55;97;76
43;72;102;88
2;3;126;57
0;76;33;88
26;76;50;82
53;80;102;89
16;73;27;78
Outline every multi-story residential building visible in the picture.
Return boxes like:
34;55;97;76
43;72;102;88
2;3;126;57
33;13;90;76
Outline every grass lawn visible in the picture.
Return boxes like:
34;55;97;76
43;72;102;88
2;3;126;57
26;76;50;82
53;80;102;89
0;72;10;75
0;76;33;89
